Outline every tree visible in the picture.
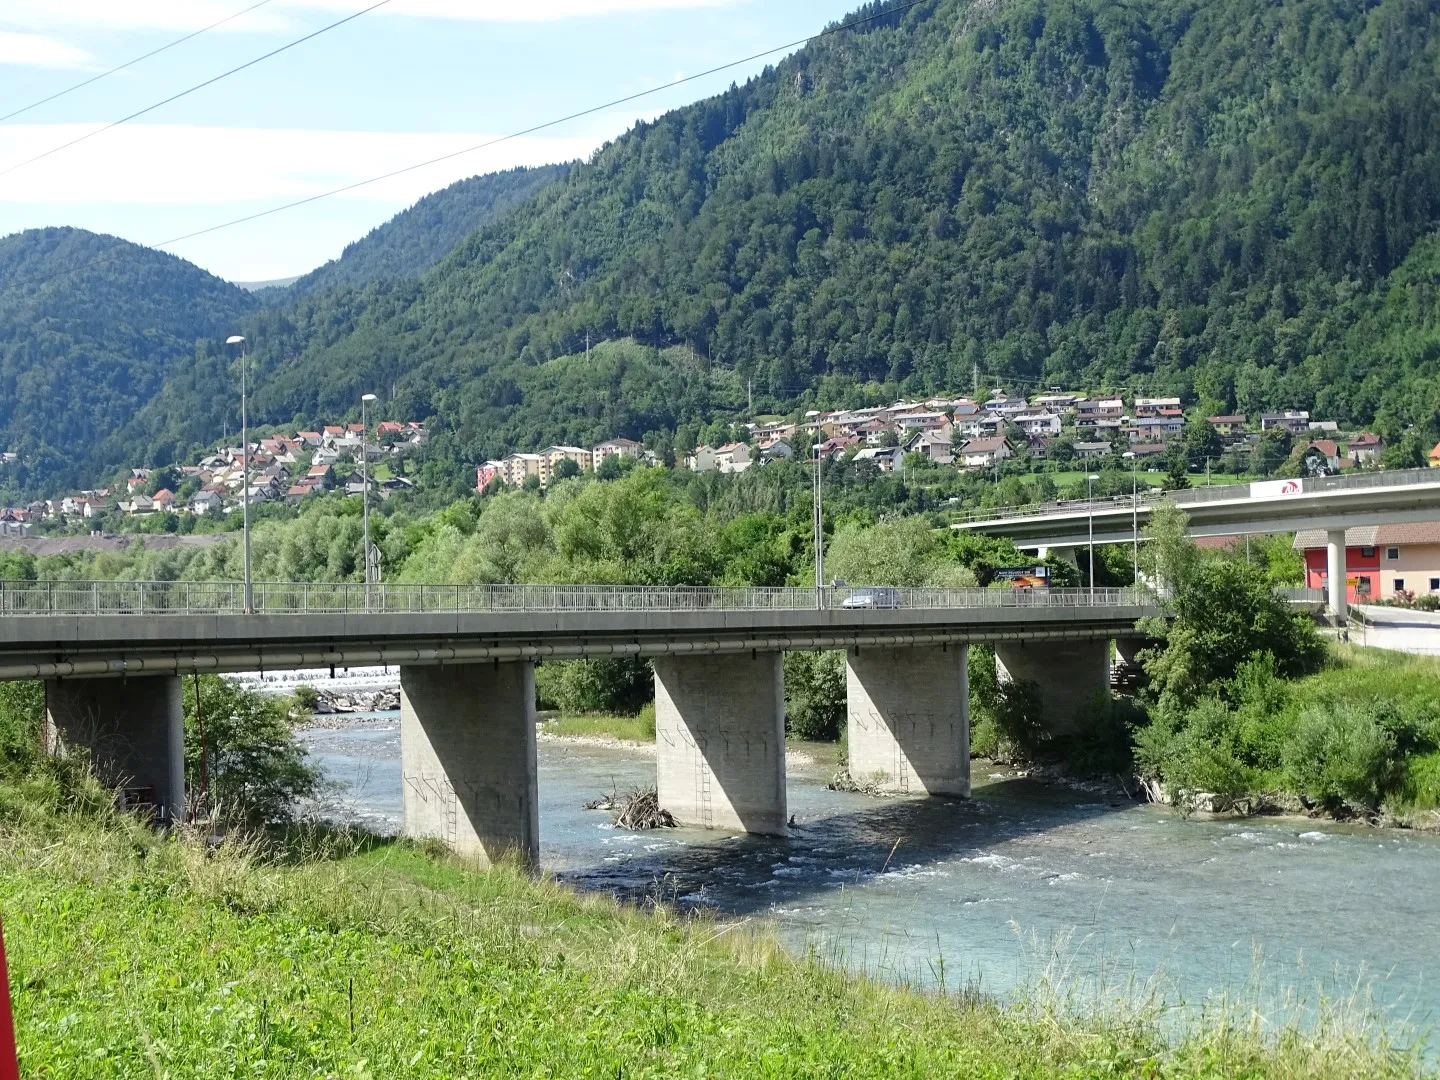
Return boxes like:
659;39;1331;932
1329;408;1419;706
1184;419;1223;467
552;457;582;482
1144;559;1326;707
1382;430;1428;471
183;675;320;826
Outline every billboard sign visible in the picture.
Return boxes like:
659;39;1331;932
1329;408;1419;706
1250;478;1304;499
993;566;1051;588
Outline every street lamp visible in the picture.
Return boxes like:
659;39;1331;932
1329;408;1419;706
227;335;252;614
361;393;378;587
1086;473;1100;601
1123;452;1139;587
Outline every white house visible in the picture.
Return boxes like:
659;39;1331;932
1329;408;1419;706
1012;411;1062;437
959;437;1013;470
852;446;905;473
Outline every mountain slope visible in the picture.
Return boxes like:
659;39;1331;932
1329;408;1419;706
284;164;571;298
238;0;1440;460
0;227;259;493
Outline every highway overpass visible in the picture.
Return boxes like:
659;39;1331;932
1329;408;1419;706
8;581;1157;864
951;466;1440;625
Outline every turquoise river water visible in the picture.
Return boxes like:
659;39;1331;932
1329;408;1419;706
299;716;1440;1039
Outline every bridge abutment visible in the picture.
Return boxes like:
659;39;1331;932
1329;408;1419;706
846;645;969;796
400;662;539;867
45;675;186;823
994;639;1110;737
654;653;787;835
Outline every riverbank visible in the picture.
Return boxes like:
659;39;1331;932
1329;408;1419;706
0;792;1421;1077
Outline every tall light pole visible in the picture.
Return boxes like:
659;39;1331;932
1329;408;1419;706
813;436;825;605
361;393;377;586
1086;473;1100;601
1124;452;1139;587
227;335;253;614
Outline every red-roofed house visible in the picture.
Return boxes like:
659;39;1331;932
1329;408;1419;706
1295;523;1440;602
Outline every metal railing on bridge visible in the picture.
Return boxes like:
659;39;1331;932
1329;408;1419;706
0;580;1153;618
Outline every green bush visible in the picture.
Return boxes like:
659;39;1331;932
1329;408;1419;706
1133;697;1256;807
636;701;657;740
1282;701;1402;814
1402;750;1440;811
783;651;845;741
184;676;321;827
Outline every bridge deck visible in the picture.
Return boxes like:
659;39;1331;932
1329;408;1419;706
0;583;1156;680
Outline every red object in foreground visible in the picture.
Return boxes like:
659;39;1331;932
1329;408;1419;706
0;917;19;1080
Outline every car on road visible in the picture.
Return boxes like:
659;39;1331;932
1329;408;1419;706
841;586;901;610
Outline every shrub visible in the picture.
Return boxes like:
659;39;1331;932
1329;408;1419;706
185;675;321;827
1134;697;1256;807
1282;701;1402;813
784;651;846;741
1402;750;1440;811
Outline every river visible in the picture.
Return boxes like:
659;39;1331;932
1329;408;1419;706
299;716;1440;1036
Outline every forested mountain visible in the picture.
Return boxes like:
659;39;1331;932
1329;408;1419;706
282;164;571;299
0;228;258;492
8;0;1440;493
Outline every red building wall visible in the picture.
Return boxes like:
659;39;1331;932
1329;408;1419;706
1303;545;1381;603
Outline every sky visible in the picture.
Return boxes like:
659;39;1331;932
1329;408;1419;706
0;0;862;282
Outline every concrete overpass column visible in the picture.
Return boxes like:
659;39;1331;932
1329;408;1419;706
401;662;539;867
1327;528;1348;626
654;653;787;835
45;676;186;823
994;640;1111;738
845;645;969;796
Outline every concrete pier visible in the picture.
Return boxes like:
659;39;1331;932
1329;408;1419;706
845;646;969;796
400;662;539;866
1327;528;1348;626
45;675;186;822
994;639;1111;737
654;653;787;835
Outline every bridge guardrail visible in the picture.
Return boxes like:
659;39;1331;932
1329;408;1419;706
0;581;1155;617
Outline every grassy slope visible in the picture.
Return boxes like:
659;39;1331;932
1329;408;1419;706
0;791;1420;1078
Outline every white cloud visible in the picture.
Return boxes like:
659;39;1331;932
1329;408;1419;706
0;31;96;69
0;123;601;210
0;2;290;34
0;0;743;34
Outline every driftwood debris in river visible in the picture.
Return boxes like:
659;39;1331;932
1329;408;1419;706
583;787;675;830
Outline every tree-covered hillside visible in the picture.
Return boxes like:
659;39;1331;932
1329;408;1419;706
8;0;1440;492
283;164;571;299
0;227;258;493
235;0;1440;462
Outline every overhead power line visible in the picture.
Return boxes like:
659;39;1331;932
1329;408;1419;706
0;0;279;126
0;0;395;181
152;0;935;250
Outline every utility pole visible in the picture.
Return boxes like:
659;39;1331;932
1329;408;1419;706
747;377;753;414
361;393;378;591
227;335;253;614
813;441;825;605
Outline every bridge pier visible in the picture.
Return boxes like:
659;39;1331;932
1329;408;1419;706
654;653;787;835
400;662;539;867
1327;528;1348;626
994;639;1110;737
45;675;186;823
846;645;969;796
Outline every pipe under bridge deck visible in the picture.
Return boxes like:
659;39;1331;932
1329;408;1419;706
10;582;1157;863
951;466;1440;626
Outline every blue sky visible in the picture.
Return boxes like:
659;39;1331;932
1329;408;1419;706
0;0;862;282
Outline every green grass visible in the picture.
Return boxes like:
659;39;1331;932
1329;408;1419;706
540;705;656;743
0;792;1422;1079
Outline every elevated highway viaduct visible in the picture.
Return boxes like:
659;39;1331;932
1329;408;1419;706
0;581;1156;865
951;466;1440;625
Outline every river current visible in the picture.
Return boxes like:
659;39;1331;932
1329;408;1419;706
299;717;1440;1036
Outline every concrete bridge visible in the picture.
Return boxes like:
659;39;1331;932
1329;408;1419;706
951;466;1440;623
1;581;1157;865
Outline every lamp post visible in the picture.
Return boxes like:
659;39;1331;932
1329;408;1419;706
361;393;377;587
812;436;825;606
1087;473;1100;601
227;335;252;614
1123;452;1139;587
